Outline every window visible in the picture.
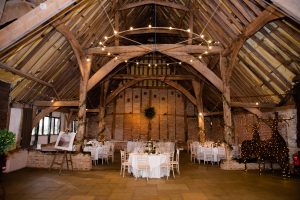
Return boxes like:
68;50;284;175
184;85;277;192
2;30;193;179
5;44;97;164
71;120;78;133
32;115;61;135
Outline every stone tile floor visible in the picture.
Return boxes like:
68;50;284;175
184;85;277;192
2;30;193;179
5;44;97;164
1;151;300;200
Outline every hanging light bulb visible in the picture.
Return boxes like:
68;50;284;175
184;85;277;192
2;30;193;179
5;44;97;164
208;40;212;44
130;26;134;30
200;34;204;39
114;30;118;35
199;55;202;59
169;27;173;30
107;52;111;56
204;51;208;54
187;29;191;32
125;60;128;63
148;64;151;67
208;46;212;50
99;41;102;45
179;62;182;65
104;36;108;40
148;24;152;28
101;47;105;51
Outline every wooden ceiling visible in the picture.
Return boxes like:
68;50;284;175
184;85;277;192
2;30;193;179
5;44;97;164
0;0;299;113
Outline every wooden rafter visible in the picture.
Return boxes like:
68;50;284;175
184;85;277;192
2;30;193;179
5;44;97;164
34;100;79;107
0;0;6;20
112;74;195;80
33;106;59;127
87;51;149;91
0;62;54;88
224;6;284;79
161;51;223;92
86;44;223;55
55;24;85;77
0;0;77;51
119;0;189;11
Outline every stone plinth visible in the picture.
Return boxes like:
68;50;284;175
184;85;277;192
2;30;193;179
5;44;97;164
27;150;92;171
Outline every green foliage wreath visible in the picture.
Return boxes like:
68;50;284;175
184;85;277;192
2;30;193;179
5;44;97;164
144;107;156;119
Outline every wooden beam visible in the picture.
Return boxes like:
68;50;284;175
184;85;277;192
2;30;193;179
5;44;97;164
0;0;77;51
56;24;85;76
203;112;223;116
34;100;79;107
161;51;223;92
120;28;181;36
188;12;193;45
33;106;59;127
87;51;148;92
77;55;93;141
230;102;276;108
106;79;140;105
112;74;195;80
164;80;197;105
224;6;284;79
0;62;54;88
119;0;189;11
86;44;223;55
0;0;6;21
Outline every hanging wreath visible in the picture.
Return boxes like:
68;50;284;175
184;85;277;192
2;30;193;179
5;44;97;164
144;106;156;119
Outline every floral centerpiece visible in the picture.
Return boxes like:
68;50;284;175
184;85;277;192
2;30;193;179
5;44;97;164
144;140;156;154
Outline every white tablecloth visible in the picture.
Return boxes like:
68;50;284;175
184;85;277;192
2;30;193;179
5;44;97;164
128;153;169;178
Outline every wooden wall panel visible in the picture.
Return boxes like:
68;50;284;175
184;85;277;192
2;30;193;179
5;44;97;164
150;115;159;140
116;91;124;113
167;89;175;115
131;114;140;139
114;114;124;140
168;115;176;140
132;88;141;114
141;88;150;112
160;115;168;140
123;114;132;140
124;88;132;114
140;115;148;140
175;91;184;115
159;89;168;115
176;116;185;141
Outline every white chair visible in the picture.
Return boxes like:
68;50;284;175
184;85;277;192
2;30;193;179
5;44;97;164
135;155;150;181
160;153;175;179
98;146;109;164
190;143;197;163
108;143;115;163
90;147;99;165
203;147;213;165
120;150;131;177
171;149;180;175
217;147;226;165
197;146;204;164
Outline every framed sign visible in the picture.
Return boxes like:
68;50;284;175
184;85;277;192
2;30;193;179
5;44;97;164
54;132;76;151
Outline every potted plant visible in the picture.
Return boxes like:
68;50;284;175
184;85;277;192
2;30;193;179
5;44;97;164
0;129;15;172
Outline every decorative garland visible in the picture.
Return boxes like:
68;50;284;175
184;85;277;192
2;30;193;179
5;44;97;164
144;106;156;119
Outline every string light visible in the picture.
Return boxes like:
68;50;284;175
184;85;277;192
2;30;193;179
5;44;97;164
95;26;219;64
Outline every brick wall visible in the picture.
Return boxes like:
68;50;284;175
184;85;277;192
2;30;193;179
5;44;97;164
27;150;92;171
